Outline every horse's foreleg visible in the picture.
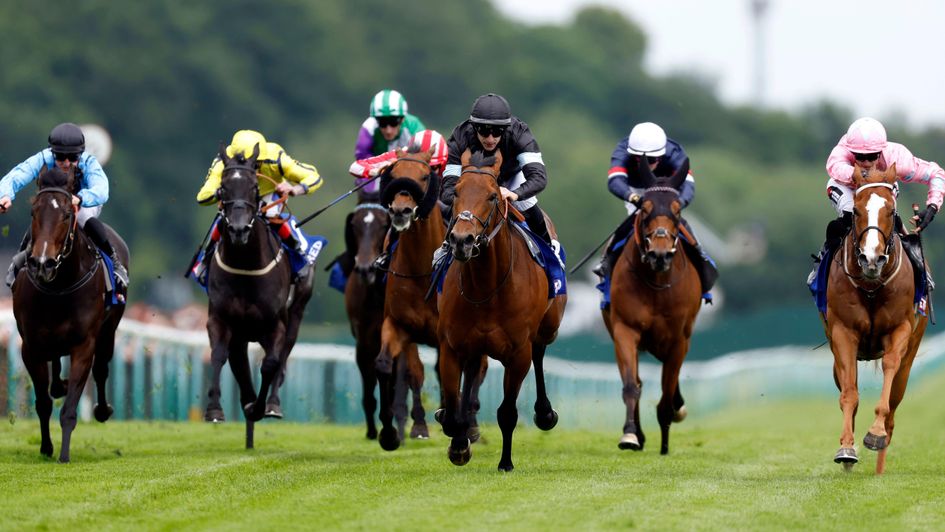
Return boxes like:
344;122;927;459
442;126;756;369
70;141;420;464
22;348;53;458
205;318;231;422
656;341;688;455
264;360;287;419
59;338;96;463
461;354;486;443
613;321;644;451
436;343;469;465
497;346;531;472
830;324;859;466
531;343;558;432
92;326;117;423
246;324;286;423
376;319;408;451
865;324;912;454
355;338;379;440
405;344;430;439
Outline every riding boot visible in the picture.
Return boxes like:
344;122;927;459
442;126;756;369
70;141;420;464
5;229;31;288
373;229;400;271
194;240;217;286
522;205;552;246
807;211;853;287
680;218;718;294
84;217;128;289
593;214;637;279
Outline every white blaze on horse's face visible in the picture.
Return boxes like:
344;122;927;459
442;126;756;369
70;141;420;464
863;192;888;263
50;198;59;210
363;210;375;225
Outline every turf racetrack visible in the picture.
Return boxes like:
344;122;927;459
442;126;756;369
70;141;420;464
2;369;944;530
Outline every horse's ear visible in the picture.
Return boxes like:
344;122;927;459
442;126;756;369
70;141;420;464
851;162;866;187
885;162;898;184
460;148;472;167
248;143;260;166
218;142;230;165
667;157;690;190
395;147;407;159
638;154;656;189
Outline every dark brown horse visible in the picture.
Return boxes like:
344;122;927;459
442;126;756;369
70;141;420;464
824;163;927;474
602;156;701;455
204;144;314;448
343;201;389;439
437;149;565;471
374;146;445;450
12;166;129;462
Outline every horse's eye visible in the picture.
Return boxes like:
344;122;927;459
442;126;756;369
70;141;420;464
489;193;498;202
421;175;429;182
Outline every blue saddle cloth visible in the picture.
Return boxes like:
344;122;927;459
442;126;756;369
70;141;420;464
596;231;714;309
809;245;927;316
97;250;125;306
434;221;567;299
328;262;347;293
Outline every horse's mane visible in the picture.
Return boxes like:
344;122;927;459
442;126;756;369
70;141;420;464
37;167;73;190
468;150;497;168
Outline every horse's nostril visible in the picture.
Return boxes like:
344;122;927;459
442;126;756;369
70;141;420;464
44;259;56;269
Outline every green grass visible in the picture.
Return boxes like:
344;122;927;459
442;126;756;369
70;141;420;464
2;371;945;531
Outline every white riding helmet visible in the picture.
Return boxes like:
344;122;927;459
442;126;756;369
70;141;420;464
627;122;667;157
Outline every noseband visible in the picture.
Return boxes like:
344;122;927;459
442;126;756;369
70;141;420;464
852;182;897;258
381;156;439;219
219;166;261;230
32;186;79;274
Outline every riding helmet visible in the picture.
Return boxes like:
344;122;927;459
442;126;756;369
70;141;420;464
48;123;85;154
370;89;408;117
469;93;512;125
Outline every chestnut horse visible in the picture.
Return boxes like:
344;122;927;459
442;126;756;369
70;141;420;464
824;163;927;474
602;156;701;455
13;166;129;462
342;201;389;438
204;145;314;448
374;146;446;450
437;149;565;471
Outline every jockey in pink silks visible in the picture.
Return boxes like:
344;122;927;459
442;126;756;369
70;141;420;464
808;117;945;286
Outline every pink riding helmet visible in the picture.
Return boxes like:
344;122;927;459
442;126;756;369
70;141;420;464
842;117;888;154
410;129;449;168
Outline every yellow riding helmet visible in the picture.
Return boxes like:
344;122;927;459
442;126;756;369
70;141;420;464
227;130;267;159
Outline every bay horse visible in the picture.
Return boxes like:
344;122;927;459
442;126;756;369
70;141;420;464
342;200;389;438
12;166;129;462
204;144;315;448
602;156;701;455
437;148;565;471
374;145;447;450
824;163;927;474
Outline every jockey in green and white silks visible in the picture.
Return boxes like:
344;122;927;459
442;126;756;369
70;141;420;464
353;89;425;201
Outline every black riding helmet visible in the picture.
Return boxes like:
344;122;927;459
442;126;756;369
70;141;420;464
48;123;85;154
469;93;512;125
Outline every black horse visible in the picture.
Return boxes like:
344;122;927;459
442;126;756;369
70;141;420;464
12;166;129;462
204;144;314;448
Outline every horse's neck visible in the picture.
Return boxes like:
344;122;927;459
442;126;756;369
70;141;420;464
461;221;515;287
219;220;280;268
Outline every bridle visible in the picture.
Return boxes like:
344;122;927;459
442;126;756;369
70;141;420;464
382;155;439;222
843;181;903;293
851;182;897;258
449;166;507;259
31;186;80;276
633;186;681;263
219;165;262;230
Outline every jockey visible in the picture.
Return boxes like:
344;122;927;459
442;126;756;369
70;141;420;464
354;89;426;202
190;129;324;283
336;130;449;277
440;93;555;252
593;122;695;278
0;122;128;290
807;117;945;286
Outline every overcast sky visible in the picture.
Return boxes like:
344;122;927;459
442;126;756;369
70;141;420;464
496;0;945;130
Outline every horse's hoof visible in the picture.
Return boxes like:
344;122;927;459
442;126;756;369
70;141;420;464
379;427;401;451
498;462;514;472
243;403;265;423
673;405;687;423
467;425;481;444
864;432;887;451
50;380;67;399
264;403;283;419
366;427;378;440
410;422;430;440
434;408;445;424
93;403;114;423
533;409;559;431
448;440;471;466
204;408;225;423
618;433;642;451
40;443;53;458
834;447;858;465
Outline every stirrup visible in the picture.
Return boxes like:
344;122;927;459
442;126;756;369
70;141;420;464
373;251;390;271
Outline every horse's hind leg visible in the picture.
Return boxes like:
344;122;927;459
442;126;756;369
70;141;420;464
656;344;687;455
22;349;54;457
92;325;118;423
49;357;67;399
59;338;96;463
672;385;687;422
406;344;430;440
205;317;231;422
392;353;409;440
531;343;558;431
496;346;531;472
355;338;379;439
227;338;258;448
245;324;287;423
266;297;308;418
830;326;860;467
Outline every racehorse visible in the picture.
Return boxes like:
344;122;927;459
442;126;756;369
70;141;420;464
374;145;451;450
204;144;314;448
602;156;701;455
342;201;389;439
824;163;928;474
13;166;129;462
437;148;565;471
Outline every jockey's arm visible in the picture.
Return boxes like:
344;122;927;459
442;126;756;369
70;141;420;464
349;151;398;179
888;144;945;210
77;154;109;207
509;127;546;201
278;152;323;196
679;173;695;209
825;145;857;188
196;158;223;206
0;150;48;205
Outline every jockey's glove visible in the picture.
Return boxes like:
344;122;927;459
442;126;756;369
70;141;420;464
915;204;938;232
